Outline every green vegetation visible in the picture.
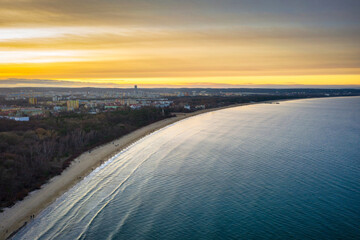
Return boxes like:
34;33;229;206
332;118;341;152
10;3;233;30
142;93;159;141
0;107;171;209
169;95;311;112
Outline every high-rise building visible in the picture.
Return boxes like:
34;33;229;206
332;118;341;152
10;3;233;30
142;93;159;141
29;97;37;105
52;96;61;102
67;100;79;111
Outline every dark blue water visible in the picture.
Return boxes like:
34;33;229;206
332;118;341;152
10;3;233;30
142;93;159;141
14;97;360;240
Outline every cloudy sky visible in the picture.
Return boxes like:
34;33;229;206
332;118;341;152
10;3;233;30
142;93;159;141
0;0;359;87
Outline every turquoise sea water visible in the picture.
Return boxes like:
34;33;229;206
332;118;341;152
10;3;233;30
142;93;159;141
13;97;360;240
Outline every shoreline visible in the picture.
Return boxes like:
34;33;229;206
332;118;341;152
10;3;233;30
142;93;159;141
0;101;259;239
0;96;340;239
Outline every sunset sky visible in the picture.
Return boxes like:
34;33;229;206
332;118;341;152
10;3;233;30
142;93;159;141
0;0;359;88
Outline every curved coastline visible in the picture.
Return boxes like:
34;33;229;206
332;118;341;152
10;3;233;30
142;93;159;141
1;96;342;239
0;101;262;239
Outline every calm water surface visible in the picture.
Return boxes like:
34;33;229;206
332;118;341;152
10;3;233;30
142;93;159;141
13;97;360;239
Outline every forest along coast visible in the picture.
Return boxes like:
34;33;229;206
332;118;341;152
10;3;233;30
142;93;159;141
0;107;171;210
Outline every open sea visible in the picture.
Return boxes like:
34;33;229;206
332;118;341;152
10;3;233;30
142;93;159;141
13;97;360;240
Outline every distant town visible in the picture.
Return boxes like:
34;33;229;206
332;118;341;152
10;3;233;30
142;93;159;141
0;86;359;121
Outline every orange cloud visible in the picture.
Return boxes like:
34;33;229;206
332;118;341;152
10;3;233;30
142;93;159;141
0;0;359;87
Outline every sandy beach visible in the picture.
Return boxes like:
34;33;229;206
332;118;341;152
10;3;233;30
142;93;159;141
0;102;260;239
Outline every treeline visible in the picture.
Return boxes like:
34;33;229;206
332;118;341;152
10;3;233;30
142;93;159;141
0;107;172;209
169;95;312;112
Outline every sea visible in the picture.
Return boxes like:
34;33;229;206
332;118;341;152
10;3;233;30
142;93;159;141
12;97;360;240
